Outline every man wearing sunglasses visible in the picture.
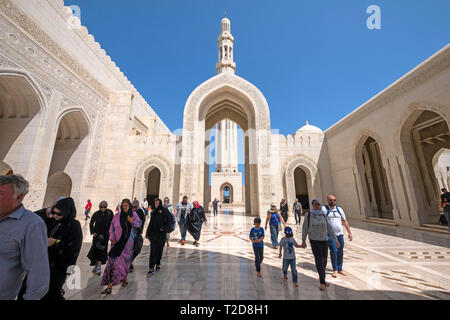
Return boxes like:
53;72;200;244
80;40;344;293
324;195;353;278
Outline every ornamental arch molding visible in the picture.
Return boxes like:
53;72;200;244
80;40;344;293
352;130;389;168
183;73;271;132
0;68;47;128
396;102;450;224
180;73;272;215
134;156;173;202
284;155;322;209
396;101;450;157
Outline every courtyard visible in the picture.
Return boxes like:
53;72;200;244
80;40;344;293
65;210;450;300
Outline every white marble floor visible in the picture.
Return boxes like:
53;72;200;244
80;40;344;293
65;209;450;300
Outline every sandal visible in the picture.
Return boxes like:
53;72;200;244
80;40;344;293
101;287;112;295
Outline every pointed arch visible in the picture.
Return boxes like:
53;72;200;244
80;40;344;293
133;156;173;202
284;155;322;211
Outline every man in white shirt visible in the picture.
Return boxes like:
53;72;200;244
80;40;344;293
142;199;148;214
323;194;353;278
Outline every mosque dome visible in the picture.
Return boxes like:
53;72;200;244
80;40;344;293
296;121;323;134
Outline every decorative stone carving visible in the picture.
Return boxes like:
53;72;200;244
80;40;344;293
0;53;18;68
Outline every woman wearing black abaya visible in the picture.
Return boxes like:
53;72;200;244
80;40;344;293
87;201;114;275
186;201;207;247
145;199;171;277
43;197;83;300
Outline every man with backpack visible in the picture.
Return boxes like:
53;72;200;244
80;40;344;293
323;194;353;278
175;196;193;245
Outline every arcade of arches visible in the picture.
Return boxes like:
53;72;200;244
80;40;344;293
0;5;449;233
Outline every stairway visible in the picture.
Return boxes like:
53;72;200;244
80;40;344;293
362;217;398;226
415;224;449;234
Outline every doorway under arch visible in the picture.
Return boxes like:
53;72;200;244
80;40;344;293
294;167;310;211
146;167;161;208
400;109;450;224
355;136;394;219
220;182;233;204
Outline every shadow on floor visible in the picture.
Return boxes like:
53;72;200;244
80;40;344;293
64;241;448;301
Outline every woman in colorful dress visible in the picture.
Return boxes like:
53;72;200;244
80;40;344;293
100;198;141;295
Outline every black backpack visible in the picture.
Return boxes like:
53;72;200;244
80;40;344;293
167;210;176;233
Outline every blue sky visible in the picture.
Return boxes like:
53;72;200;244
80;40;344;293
68;0;449;135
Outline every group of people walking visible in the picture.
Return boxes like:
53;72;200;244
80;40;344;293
251;195;353;291
87;195;207;296
0;173;211;300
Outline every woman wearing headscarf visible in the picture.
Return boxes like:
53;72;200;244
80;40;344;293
44;197;83;300
100;199;141;295
163;197;175;248
280;199;289;223
186;201;207;247
145;199;171;277
87;201;114;275
301;198;340;291
17;196;66;300
130;199;146;272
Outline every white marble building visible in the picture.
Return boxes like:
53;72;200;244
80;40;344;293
1;0;449;231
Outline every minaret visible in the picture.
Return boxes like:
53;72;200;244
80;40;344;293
215;119;238;172
216;15;236;74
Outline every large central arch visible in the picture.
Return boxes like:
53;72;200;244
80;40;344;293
179;73;271;216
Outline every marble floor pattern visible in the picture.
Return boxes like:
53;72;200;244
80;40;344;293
65;209;450;300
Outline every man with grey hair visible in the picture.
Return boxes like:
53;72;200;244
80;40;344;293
0;174;49;300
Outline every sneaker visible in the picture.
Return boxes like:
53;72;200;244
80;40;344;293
146;270;155;278
194;242;199;247
95;266;102;275
156;266;161;271
181;240;185;245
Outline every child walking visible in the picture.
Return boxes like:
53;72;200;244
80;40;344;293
249;217;265;278
279;227;301;287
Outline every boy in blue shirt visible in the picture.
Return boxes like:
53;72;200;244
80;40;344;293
249;217;265;278
279;227;301;287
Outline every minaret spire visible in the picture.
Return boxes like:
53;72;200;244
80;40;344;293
216;15;236;74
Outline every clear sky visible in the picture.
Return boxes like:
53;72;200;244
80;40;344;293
68;0;449;135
